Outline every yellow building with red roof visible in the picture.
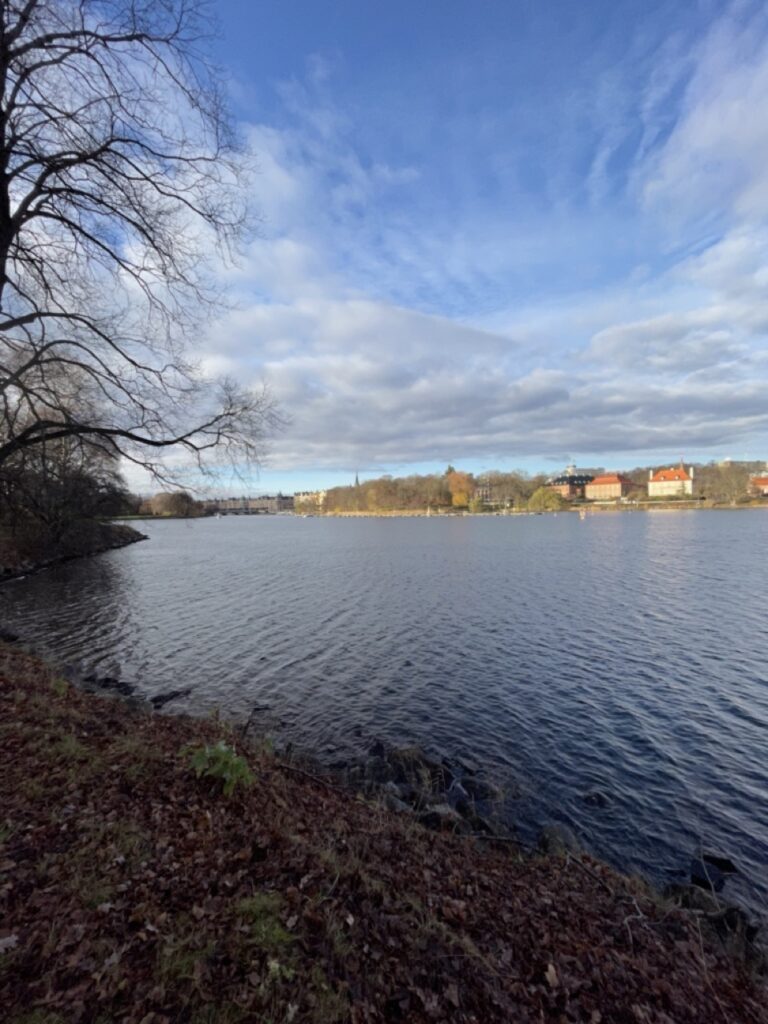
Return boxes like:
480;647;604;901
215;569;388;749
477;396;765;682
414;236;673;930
584;473;633;501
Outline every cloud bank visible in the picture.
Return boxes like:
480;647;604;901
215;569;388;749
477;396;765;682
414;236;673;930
196;1;768;483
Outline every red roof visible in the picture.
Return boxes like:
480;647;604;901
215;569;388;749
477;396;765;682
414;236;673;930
588;474;627;486
651;466;690;482
751;476;768;487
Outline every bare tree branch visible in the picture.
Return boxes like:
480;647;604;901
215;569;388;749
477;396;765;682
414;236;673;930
0;0;278;486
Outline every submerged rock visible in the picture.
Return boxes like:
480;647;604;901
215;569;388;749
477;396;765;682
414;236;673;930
388;746;453;792
150;688;191;709
702;852;738;875
446;779;469;807
690;857;726;893
418;803;466;832
83;674;136;697
344;743;510;838
461;775;503;802
665;884;762;966
383;791;413;815
456;755;481;776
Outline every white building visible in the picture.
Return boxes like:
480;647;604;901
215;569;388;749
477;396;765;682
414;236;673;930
648;465;694;497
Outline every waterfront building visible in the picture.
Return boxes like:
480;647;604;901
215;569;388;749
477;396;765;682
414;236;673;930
548;464;594;500
647;465;694;497
584;473;633;501
749;474;768;497
202;494;294;514
294;490;327;512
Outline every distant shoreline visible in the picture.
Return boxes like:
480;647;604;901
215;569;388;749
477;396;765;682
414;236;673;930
116;503;768;521
296;503;768;518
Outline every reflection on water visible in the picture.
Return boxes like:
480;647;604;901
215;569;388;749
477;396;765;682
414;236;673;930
2;511;768;919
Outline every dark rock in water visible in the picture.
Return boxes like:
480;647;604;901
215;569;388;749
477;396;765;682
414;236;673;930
418;803;466;832
0;628;19;643
461;776;502;802
446;779;469;808
382;783;413;815
538;824;580;856
582;789;611;808
383;780;406;800
466;813;496;836
454;798;474;820
702;852;738;875
150;688;191;709
456;755;480;776
83;674;135;697
368;739;386;759
691;857;726;893
364;756;395;786
665;885;762;964
388;746;453;793
395;782;419;806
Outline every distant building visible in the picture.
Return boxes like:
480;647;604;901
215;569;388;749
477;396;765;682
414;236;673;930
253;494;294;513
585;473;633;501
474;477;491;504
648;465;694;497
201;494;294;514
749;475;768;497
294;490;327;511
548;464;594;500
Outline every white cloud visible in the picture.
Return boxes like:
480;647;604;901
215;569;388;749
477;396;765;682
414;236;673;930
182;18;768;482
640;7;768;226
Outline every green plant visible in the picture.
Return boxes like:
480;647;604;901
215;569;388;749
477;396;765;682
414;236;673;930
53;733;90;761
158;938;215;983
236;893;293;953
186;741;254;797
50;677;69;698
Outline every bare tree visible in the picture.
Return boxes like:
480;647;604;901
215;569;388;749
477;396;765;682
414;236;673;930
0;0;279;484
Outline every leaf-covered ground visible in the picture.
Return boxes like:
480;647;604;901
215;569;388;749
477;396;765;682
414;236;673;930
1;643;765;1023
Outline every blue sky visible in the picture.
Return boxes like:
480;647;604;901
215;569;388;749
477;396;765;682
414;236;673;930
181;0;768;493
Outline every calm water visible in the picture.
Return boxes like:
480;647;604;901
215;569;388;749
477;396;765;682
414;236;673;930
3;512;768;918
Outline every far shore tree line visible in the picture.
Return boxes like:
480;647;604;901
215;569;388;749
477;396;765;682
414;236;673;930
128;459;768;520
317;460;768;514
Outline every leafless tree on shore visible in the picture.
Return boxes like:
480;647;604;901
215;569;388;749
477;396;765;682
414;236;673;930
0;0;280;485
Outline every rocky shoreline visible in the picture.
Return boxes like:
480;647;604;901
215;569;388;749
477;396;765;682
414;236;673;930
0;521;147;583
13;642;764;969
335;742;761;954
2;640;767;1021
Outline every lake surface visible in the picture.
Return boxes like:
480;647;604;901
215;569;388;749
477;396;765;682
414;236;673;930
3;511;768;918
